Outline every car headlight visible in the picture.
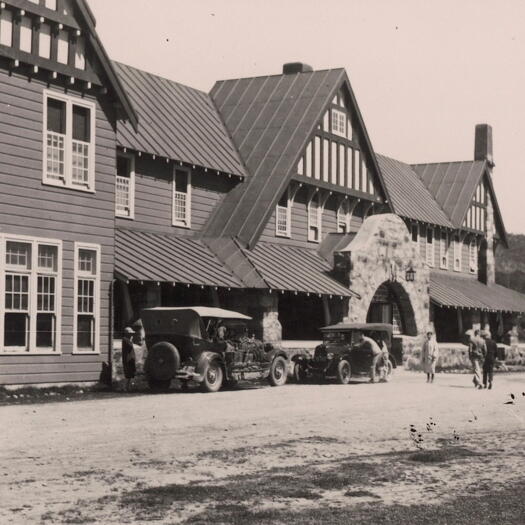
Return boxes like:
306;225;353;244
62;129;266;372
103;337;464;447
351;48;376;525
327;353;334;360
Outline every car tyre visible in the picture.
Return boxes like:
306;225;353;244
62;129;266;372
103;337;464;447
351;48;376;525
148;378;171;392
293;362;307;383
200;361;223;393
336;359;351;385
269;356;288;387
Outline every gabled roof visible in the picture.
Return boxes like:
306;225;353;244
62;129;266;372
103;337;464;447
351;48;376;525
75;0;138;130
204;68;390;247
412;160;507;245
376;155;452;228
114;62;247;177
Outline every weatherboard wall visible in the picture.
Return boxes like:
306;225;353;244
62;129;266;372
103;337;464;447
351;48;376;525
0;68;116;385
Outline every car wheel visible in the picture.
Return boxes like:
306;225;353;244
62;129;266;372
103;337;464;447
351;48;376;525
336;359;351;384
380;359;394;382
269;356;288;387
200;361;223;393
148;378;171;392
293;362;307;383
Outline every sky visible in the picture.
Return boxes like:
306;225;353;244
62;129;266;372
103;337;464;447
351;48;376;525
89;0;525;234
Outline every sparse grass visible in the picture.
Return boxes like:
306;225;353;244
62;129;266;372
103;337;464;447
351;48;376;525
0;384;114;406
408;447;480;464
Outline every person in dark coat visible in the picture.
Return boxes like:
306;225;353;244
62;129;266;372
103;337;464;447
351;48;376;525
481;330;498;390
122;327;136;392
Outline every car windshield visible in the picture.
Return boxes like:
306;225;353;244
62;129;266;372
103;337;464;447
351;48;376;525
324;331;347;343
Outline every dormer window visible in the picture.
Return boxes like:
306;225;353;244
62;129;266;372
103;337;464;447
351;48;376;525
44;91;95;192
331;109;347;137
172;167;191;228
276;189;291;237
337;201;351;233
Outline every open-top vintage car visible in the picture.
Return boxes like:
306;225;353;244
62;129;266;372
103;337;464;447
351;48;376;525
142;307;289;392
292;323;397;384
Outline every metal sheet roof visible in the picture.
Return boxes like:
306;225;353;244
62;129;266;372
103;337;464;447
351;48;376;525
411;161;486;227
377;155;452;228
114;62;247;177
115;229;244;288
205;69;389;247
430;271;525;313
142;307;252;320
242;242;357;297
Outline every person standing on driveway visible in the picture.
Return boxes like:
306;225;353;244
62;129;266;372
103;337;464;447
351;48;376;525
353;331;383;383
421;330;439;383
481;330;498;390
122;327;137;392
468;329;486;389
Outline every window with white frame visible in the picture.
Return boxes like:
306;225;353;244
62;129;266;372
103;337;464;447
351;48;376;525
337;200;351;233
453;235;462;271
74;244;100;353
308;193;322;242
116;154;135;219
440;231;449;269
44;91;95;192
276;188;291;237
1;236;61;353
172;168;191;228
469;238;478;274
331;109;347;137
426;227;435;267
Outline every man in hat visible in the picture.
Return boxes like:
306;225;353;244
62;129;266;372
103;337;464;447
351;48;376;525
421;330;439;383
481;330;497;390
122;327;136;392
468;329;486;389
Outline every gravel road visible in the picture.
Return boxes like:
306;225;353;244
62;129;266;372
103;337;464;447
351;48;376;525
1;370;524;524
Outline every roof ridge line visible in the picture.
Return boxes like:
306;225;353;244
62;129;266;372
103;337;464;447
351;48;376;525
214;67;345;85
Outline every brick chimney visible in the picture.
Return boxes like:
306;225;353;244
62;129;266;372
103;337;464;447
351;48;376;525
474;124;494;167
282;62;313;75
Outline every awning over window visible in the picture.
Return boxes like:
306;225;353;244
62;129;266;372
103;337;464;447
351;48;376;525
115;229;244;288
242;242;357;298
430;271;525;313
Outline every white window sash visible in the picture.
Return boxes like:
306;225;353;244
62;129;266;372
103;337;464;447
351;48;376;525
308;195;322;242
0;234;62;355
116;154;135;219
172;167;192;228
440;232;449;269
454;237;462;271
73;243;101;354
426;228;435;267
43;90;96;192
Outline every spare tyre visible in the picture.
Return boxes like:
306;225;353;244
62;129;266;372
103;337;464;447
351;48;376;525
145;342;180;382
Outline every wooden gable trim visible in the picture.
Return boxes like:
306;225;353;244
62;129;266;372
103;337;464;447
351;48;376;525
5;0;81;29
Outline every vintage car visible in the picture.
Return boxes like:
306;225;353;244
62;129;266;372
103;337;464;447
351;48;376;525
292;323;397;384
142;307;289;392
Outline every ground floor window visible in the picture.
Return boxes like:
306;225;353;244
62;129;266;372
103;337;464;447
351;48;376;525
1;236;61;353
74;243;101;353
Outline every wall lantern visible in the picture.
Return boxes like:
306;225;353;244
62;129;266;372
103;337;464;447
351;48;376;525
405;265;416;282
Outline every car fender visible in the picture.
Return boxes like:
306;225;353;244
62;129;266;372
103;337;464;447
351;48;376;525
389;353;398;368
195;351;224;377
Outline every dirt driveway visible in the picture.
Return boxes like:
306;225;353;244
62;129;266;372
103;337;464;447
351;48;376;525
1;370;524;524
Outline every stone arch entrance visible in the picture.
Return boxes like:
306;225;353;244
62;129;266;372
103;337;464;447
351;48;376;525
337;213;431;343
366;281;418;336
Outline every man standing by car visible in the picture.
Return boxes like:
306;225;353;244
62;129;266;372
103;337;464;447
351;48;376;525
353;330;383;383
481;330;498;390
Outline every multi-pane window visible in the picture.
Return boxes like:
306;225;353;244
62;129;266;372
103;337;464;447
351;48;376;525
276;189;291;237
2;238;60;353
411;223;419;246
331;109;346;137
469;239;478;274
308;194;322;242
44;92;95;191
337;201;351;233
116;154;135;218
440;231;449;269
453;235;462;272
74;245;100;353
426;227;435;267
172;168;191;228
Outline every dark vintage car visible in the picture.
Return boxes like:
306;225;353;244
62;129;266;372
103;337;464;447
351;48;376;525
142;307;289;392
292;323;397;384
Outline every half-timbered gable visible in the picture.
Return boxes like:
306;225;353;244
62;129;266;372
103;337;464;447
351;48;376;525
205;63;390;249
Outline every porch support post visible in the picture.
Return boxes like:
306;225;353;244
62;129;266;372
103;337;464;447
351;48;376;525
457;308;464;336
322;296;331;326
